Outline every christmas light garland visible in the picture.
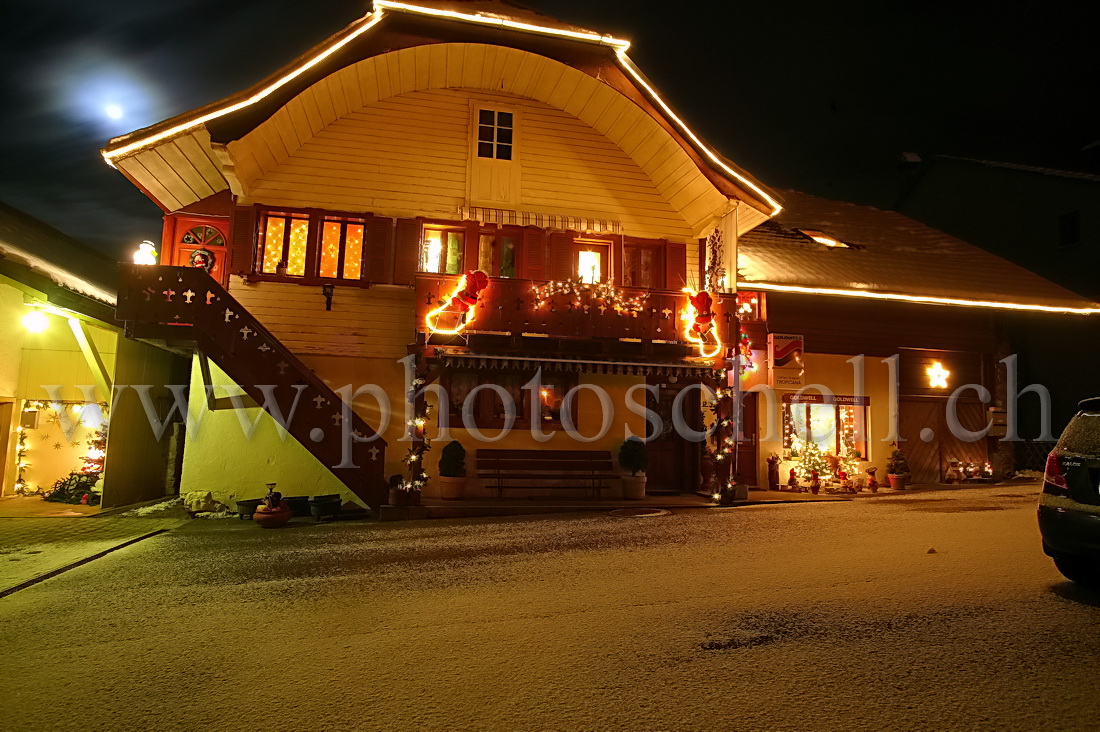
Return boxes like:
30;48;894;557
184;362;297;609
531;279;648;313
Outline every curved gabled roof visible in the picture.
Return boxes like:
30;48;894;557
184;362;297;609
102;0;781;219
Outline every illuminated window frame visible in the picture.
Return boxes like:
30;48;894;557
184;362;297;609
421;226;466;275
782;395;869;461
319;215;367;280
258;211;311;276
572;240;609;284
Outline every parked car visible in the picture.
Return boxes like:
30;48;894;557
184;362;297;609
1040;397;1100;585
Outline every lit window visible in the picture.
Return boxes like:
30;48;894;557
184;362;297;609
783;395;869;461
421;229;464;274
259;212;310;276
319;218;366;280
577;250;602;284
180;225;225;248
476;109;513;160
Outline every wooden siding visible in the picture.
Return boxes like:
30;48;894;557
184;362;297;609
237;86;697;242
227;44;733;238
227;277;415;360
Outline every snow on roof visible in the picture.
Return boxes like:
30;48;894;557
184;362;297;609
738;190;1099;313
0;202;117;306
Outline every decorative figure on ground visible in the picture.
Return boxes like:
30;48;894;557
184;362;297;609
809;469;821;494
866;466;879;493
787;467;799;492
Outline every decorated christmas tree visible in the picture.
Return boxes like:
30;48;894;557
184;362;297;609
793;438;831;480
81;426;107;477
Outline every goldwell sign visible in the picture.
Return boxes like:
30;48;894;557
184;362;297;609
768;333;804;389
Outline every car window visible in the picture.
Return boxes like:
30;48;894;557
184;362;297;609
1058;412;1100;456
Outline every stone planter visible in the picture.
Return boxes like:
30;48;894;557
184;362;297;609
309;495;342;521
622;475;647;500
235;498;263;520
888;474;908;490
388;488;409;507
438;476;466;500
282;496;311;517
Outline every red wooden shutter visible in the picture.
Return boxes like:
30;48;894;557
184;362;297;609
522;227;546;281
392;218;422;285
613;235;625;286
665;240;687;290
463;221;481;273
228;205;258;276
363;215;394;284
549;231;574;281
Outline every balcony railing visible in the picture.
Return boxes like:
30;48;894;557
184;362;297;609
414;274;739;345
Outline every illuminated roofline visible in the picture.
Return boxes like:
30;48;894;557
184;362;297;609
102;12;387;162
376;0;631;49
743;281;1100;315
100;2;781;217
613;51;782;216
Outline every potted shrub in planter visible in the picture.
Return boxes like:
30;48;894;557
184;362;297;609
309;494;342;521
438;440;467;500
387;474;409;507
253;485;292;528
886;448;911;490
619;437;648;500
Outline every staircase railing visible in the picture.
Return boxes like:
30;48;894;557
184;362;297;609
117;264;388;510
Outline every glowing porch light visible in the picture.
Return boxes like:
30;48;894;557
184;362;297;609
926;361;950;389
577;250;601;284
742;281;1100;315
133;241;158;265
22;310;49;333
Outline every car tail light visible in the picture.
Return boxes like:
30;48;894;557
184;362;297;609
1043;451;1068;495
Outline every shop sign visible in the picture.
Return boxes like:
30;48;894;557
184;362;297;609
768;333;804;389
784;393;870;405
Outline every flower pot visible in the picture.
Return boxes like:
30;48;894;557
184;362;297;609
438;476;466;500
622;475;647;500
235;498;263;520
388;488;409;507
407;489;422;506
282;496;311;517
888;474;907;490
253;502;292;528
309;496;342;521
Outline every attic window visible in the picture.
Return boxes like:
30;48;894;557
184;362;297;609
476;109;513;160
796;229;851;249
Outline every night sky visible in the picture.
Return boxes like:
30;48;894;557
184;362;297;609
1;0;1095;256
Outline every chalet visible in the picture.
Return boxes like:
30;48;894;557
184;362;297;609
101;1;1098;514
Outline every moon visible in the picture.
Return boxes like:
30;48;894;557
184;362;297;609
104;103;123;120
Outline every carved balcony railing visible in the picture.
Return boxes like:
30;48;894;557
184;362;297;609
414;274;739;346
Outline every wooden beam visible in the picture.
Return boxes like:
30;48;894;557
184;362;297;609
67;318;113;405
197;351;257;410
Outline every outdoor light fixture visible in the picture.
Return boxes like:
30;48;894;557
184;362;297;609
926;361;951;389
22;310;49;333
133;241;158;265
321;283;335;311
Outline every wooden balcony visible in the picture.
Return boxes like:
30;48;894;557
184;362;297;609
414;274;739;345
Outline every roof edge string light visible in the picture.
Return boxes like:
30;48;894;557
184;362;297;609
744;281;1100;315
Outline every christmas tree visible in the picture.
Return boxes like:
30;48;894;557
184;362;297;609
81;426;107;477
793;438;831;480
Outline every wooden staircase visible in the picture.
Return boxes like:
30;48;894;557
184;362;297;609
116;264;388;511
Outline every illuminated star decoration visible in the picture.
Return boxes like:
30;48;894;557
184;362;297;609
926;361;950;389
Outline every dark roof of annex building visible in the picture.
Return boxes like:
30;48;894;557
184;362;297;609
737;190;1099;314
0;201;117;306
935;156;1100;184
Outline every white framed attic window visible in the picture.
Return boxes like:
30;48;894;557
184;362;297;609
476;108;514;160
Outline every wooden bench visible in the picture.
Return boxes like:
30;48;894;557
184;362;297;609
476;449;617;499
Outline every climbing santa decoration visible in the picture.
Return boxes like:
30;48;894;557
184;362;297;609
426;270;490;335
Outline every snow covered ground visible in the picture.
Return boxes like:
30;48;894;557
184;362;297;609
1;483;1097;731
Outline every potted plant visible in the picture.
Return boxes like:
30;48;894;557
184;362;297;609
253;484;292;528
619;437;648;500
438;440;468;500
886;447;911;490
387;474;409;507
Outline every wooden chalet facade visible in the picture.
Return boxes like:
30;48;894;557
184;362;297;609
103;1;1098;512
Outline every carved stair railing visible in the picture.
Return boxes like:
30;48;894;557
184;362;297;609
116;264;387;511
